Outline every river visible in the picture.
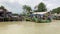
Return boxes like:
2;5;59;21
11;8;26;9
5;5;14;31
0;20;60;34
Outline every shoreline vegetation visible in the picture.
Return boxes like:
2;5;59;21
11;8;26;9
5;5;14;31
0;2;60;23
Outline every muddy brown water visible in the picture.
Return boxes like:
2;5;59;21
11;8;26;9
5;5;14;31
0;20;60;34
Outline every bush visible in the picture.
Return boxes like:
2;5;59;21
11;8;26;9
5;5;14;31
33;18;51;23
25;17;31;21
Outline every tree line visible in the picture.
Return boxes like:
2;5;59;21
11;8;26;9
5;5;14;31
0;2;60;15
23;2;60;14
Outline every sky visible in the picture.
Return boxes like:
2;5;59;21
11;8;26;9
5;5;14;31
0;0;60;14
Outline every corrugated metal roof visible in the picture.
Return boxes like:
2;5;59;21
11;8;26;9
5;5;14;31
33;12;48;14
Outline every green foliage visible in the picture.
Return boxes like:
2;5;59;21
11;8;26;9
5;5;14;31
12;13;19;16
35;2;47;12
51;7;60;14
0;6;7;11
25;18;31;21
25;17;31;21
23;5;32;21
36;19;51;23
23;5;32;19
23;5;32;13
0;6;5;9
31;16;51;23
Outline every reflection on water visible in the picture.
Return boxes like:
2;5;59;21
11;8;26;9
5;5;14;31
0;20;60;34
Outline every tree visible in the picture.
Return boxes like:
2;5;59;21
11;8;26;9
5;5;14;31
23;5;32;14
0;6;5;9
51;7;60;14
35;2;47;12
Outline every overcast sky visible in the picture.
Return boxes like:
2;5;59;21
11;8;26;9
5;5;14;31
0;0;60;14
